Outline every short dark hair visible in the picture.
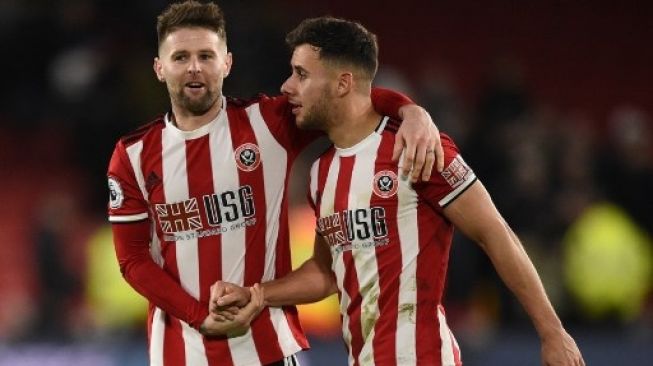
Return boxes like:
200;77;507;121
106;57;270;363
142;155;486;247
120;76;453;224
286;17;379;80
156;1;226;47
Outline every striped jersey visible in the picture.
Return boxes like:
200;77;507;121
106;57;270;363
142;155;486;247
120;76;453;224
107;95;314;366
308;117;477;366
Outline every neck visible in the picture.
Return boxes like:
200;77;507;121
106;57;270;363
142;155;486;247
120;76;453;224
170;97;223;131
327;93;381;148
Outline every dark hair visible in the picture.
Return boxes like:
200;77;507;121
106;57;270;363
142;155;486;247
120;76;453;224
156;1;226;47
286;16;379;80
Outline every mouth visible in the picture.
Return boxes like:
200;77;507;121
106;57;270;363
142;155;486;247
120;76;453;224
289;102;302;115
184;82;206;93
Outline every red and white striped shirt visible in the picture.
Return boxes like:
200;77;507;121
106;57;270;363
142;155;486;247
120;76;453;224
308;117;476;366
107;90;412;366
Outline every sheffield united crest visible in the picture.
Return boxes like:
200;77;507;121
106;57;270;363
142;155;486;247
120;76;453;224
234;143;261;172
373;170;398;198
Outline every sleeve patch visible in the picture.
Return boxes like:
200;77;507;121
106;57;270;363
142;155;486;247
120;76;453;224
442;155;472;189
108;176;124;209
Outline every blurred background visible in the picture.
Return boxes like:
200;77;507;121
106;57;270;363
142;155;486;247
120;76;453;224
1;0;651;365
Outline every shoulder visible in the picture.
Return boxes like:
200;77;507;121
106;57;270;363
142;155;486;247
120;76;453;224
118;115;166;148
381;117;401;135
379;117;457;150
226;94;292;128
226;94;289;110
438;133;459;155
439;133;456;147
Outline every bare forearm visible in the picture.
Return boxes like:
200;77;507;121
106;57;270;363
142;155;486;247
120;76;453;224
444;183;584;364
481;223;563;338
263;259;336;307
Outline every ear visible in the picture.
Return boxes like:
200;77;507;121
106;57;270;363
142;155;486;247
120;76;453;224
153;57;165;82
336;72;353;97
224;52;233;77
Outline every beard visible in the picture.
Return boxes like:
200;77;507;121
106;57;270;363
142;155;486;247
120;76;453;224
297;88;333;131
169;83;221;116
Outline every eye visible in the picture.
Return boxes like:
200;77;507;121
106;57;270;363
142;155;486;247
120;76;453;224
199;53;214;61
297;71;307;80
173;54;187;62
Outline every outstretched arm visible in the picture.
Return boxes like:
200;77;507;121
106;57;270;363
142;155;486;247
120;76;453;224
263;234;336;306
443;181;585;366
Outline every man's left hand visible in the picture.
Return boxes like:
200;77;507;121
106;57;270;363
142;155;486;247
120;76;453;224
541;330;585;366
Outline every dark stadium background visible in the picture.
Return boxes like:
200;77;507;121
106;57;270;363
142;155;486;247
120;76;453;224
0;1;651;365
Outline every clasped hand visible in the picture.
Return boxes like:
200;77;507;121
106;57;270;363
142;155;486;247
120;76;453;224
199;281;264;337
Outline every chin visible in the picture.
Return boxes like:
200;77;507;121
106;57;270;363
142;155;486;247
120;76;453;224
295;118;311;130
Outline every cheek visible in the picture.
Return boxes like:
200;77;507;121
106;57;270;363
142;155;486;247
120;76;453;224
163;66;181;80
299;81;317;98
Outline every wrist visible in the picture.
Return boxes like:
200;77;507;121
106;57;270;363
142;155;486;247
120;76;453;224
398;104;422;119
535;320;564;340
257;282;273;308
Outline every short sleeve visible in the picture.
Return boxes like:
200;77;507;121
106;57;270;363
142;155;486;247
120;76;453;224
414;134;477;209
107;141;149;223
370;87;414;120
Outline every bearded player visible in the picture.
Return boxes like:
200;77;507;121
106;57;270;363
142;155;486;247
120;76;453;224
210;16;585;366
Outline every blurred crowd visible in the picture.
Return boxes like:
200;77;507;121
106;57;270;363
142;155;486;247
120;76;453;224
0;0;651;363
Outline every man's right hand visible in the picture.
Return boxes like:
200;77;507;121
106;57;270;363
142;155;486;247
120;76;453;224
200;284;264;337
209;280;251;316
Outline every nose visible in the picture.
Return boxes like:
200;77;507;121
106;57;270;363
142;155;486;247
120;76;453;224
188;57;201;75
280;76;292;95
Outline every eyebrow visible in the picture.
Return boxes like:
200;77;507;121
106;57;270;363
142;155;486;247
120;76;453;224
170;49;217;56
293;65;308;74
197;49;217;54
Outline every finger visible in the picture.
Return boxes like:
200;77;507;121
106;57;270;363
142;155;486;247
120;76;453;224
410;141;428;183
391;133;403;162
421;147;436;181
216;311;235;321
222;307;241;318
234;288;260;324
211;314;227;322
210;297;226;314
433;133;444;173
243;285;263;317
217;292;244;307
253;283;264;308
249;284;262;307
400;145;416;179
210;281;227;304
212;305;239;317
224;306;240;315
